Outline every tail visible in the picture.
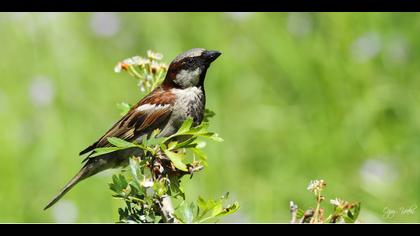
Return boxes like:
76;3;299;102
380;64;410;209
44;149;135;210
43;165;90;210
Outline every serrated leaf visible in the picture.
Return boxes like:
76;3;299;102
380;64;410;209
209;133;224;142
216;202;240;217
118;174;128;188
211;202;224;217
197;196;208;209
109;174;128;194
175;137;197;149
144;129;164;146
352;202;361;221
178;117;194;134
163;149;188;171
191;122;209;131
107;137;136;148
167;141;178;150
169;176;185;199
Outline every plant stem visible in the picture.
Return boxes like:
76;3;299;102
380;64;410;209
310;193;322;223
158;195;179;223
290;201;298;224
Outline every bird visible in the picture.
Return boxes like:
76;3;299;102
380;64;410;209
44;48;221;210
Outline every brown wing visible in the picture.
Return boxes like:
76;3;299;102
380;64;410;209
79;87;175;156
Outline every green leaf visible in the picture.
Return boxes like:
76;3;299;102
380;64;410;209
203;108;216;122
187;122;209;136
352;202;361;222
163;149;188;172
191;148;208;166
153;180;167;197
118;174;128;188
175;137;197;149
143;129;164;147
216;202;240;217
195;197;212;221
342;202;361;223
194;193;241;222
197;196;208;209
167;141;178;150
109;174;128;194
296;208;305;219
91;147;122;157
211;201;223;217
177;117;193;134
169;176;185;199
129;157;142;181
343;214;353;223
107;137;136;148
209;133;224;142
183;202;195;223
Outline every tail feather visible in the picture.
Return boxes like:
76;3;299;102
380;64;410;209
44;148;135;210
43;166;89;210
79;141;98;156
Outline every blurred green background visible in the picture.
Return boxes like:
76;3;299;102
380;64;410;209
0;12;419;223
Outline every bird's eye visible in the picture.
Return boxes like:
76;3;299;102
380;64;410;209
179;57;197;69
185;58;194;63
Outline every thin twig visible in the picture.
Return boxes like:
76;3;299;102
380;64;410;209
290;201;298;224
157;195;179;223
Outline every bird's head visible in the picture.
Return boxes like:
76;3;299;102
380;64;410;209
163;48;221;89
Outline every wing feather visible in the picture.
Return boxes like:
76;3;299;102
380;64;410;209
79;86;175;157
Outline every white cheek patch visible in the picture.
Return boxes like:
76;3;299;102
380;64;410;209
175;68;201;87
136;104;170;112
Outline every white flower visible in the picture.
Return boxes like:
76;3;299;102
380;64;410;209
330;198;344;207
129;56;141;65
122;57;136;65
140;178;154;188
114;56;150;73
129;56;150;67
114;62;124;73
307;179;326;194
147;50;163;60
137;57;151;67
149;61;162;74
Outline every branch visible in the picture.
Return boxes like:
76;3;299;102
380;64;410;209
157;195;179;223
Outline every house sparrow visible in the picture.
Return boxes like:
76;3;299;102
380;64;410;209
44;48;221;210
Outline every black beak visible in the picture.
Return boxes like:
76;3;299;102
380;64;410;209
202;50;222;64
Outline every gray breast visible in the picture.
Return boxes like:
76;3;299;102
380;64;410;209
158;86;205;137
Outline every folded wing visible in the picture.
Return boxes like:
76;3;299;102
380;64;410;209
79;86;175;157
